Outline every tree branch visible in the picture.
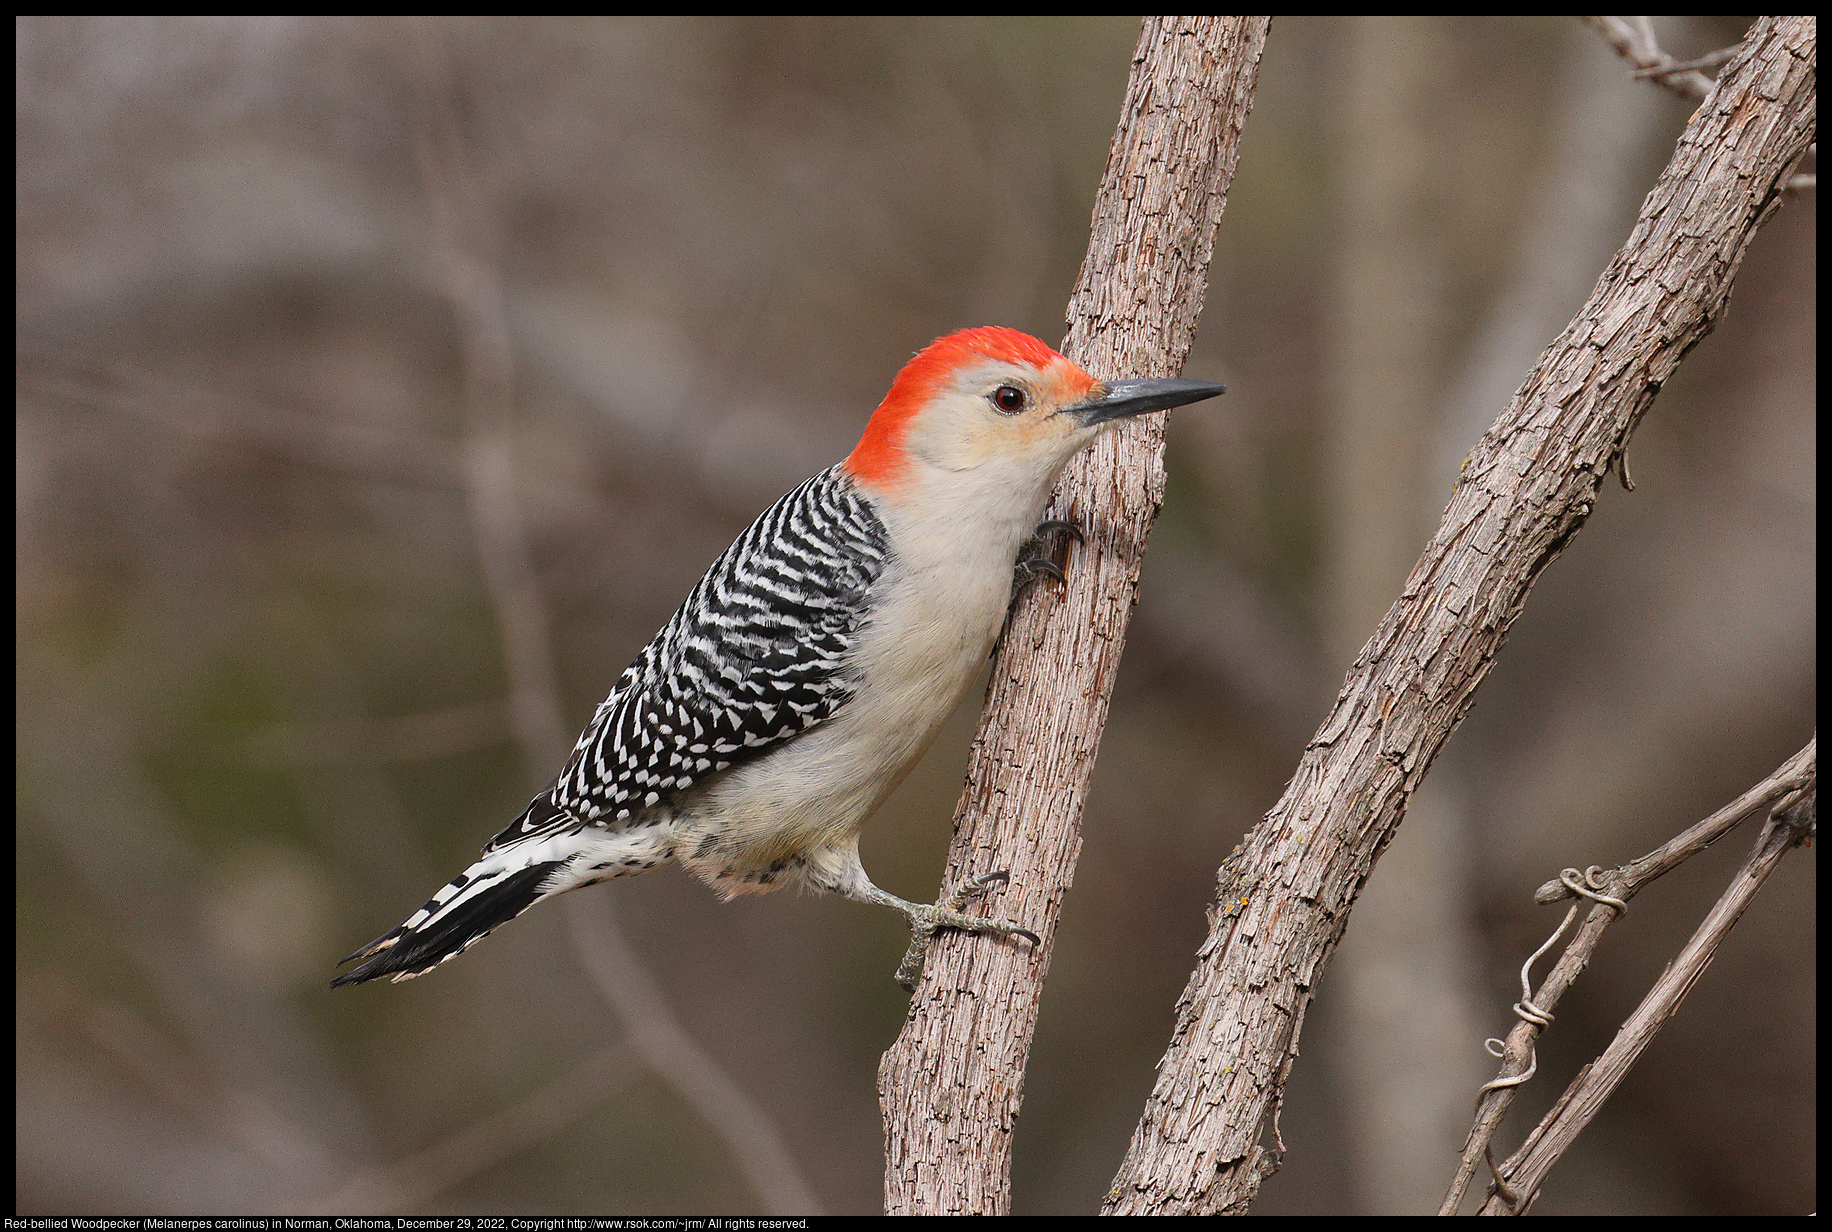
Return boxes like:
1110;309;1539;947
1440;738;1815;1213
876;16;1270;1215
1477;778;1816;1213
875;14;1275;1217
1580;16;1718;100
1103;15;1815;1215
1533;738;1816;906
564;891;826;1216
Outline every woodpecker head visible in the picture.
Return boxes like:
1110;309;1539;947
843;327;1225;499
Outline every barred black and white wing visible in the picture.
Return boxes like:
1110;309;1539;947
536;463;890;835
334;466;890;985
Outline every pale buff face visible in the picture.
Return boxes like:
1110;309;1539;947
893;355;1107;484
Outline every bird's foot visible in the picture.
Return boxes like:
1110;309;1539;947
894;871;1040;991
1010;519;1084;601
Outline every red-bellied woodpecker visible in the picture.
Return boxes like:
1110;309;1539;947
334;326;1223;989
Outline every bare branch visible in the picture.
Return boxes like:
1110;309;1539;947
1104;16;1815;1215
17;365;462;489
406;23;570;770
1580;16;1717;100
1631;45;1739;78
1477;780;1816;1213
27;969;320;1173
1441;738;1815;1214
1534;738;1815;905
877;15;1271;1215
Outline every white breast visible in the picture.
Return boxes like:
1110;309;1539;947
675;471;1048;893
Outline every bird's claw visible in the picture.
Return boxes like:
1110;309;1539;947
894;870;1039;991
1032;519;1084;544
1014;556;1066;587
1010;518;1084;601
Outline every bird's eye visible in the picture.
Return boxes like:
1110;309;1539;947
992;385;1027;414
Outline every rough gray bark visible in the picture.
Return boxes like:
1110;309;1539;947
1102;15;1815;1215
877;15;1272;1216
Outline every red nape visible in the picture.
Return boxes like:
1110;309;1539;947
843;327;1084;488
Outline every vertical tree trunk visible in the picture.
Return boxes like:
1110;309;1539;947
877;15;1272;1216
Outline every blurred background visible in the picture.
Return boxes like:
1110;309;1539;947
16;15;1813;1216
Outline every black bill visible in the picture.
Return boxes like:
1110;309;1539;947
1071;377;1227;427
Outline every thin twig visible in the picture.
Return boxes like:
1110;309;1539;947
1477;782;1816;1213
1582;16;1722;100
18;366;461;488
1438;880;1620;1215
1580;16;1717;100
1630;45;1738;78
26;969;318;1173
1440;738;1815;1214
1534;738;1815;905
411;80;569;767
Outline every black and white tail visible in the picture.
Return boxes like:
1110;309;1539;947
333;799;581;986
333;465;887;987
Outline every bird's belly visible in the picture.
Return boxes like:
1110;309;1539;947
675;563;1010;895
